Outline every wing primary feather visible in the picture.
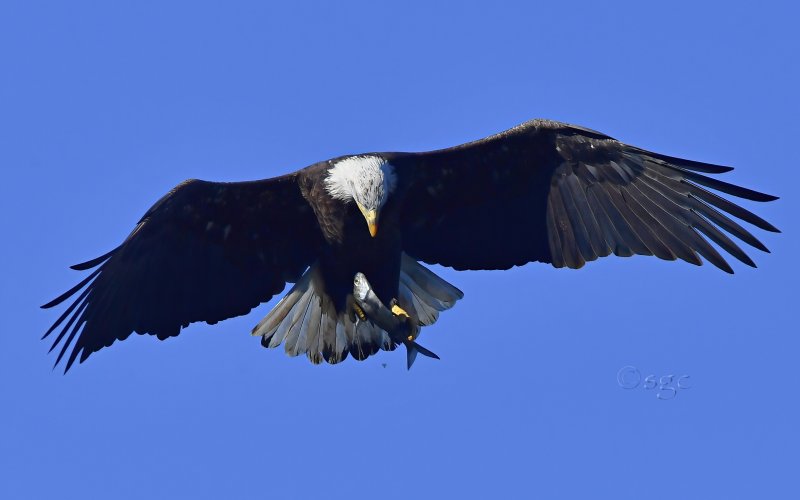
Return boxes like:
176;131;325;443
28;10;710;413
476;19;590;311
688;197;770;252
685;183;780;232
63;321;88;372
69;248;117;271
633;175;746;271
639;171;773;252
627;152;777;203
678;172;778;202
625;183;702;265
687;210;756;267
48;296;89;353
42;285;92;339
625;178;708;260
55;308;88;370
81;271;129;350
627;147;734;174
41;268;101;309
684;227;734;273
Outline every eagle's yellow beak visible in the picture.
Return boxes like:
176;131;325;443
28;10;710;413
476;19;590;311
364;210;379;237
358;204;379;237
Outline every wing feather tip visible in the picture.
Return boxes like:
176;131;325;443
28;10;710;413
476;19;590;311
716;261;735;274
69;248;116;271
41;298;63;310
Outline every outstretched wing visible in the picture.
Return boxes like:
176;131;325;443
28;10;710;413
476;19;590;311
394;119;779;271
42;174;323;371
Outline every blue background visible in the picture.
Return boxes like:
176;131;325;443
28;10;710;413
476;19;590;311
1;1;797;498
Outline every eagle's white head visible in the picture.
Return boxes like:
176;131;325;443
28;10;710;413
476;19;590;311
324;155;397;237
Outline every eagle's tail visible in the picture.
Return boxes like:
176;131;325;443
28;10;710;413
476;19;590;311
252;254;463;365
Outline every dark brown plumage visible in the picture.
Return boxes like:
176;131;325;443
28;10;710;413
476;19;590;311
42;119;779;371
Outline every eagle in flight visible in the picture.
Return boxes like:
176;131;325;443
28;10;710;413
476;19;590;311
42;119;779;371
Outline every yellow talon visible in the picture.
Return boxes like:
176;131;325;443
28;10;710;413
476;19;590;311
353;303;367;321
407;335;414;342
391;303;410;318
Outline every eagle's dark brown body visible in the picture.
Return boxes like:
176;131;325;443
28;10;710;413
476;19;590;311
296;160;405;311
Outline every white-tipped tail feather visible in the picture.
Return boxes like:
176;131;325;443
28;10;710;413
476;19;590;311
252;254;463;364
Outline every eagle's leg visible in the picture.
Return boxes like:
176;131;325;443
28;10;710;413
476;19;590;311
352;302;367;321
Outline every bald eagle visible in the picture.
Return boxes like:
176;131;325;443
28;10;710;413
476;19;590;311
42;119;779;371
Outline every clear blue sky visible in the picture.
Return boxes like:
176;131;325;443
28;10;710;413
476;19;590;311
1;1;797;499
